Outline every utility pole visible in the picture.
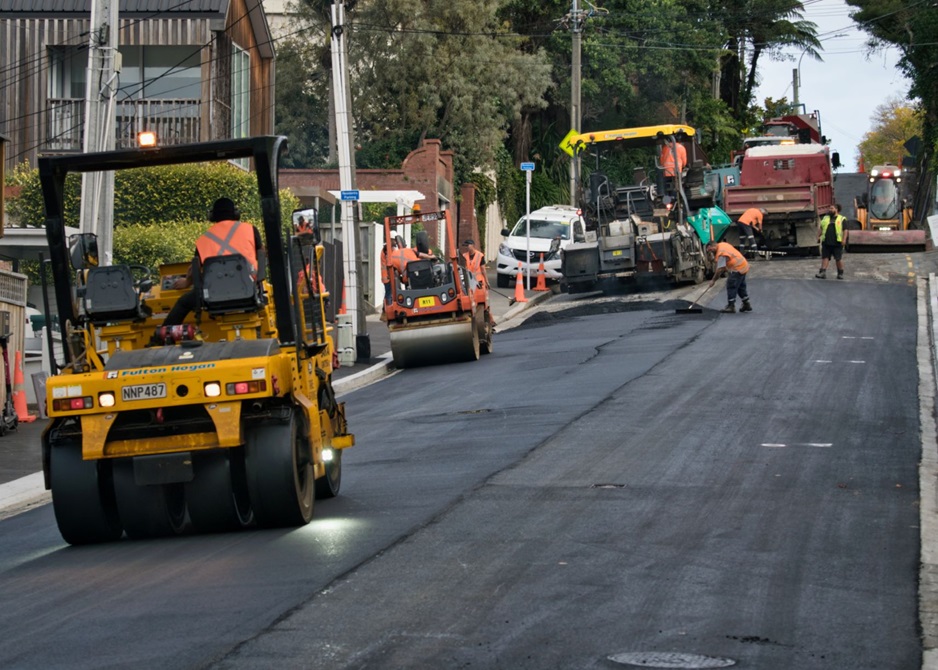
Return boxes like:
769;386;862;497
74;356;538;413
330;1;369;358
569;0;583;206
80;0;119;264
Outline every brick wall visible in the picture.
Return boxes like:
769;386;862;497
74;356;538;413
279;139;457;250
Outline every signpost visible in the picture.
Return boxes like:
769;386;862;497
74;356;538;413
521;162;535;290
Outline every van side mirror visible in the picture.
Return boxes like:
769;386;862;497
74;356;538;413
500;227;510;237
831;152;841;169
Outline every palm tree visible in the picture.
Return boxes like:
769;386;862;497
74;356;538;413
717;0;821;121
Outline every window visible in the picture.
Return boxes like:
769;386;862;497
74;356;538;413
118;46;201;100
48;46;88;99
49;45;201;100
231;44;250;139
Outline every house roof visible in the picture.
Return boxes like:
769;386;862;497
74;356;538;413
0;0;228;19
0;0;274;59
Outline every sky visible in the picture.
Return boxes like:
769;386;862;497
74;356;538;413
752;0;910;171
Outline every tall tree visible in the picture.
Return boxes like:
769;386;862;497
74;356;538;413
715;0;820;122
274;35;333;168
296;0;553;183
847;0;938;171
857;96;924;169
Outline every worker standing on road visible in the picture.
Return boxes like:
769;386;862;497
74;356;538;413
462;239;486;287
706;239;752;314
815;203;848;280
736;207;766;256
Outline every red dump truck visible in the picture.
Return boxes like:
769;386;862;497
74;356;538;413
723;143;839;254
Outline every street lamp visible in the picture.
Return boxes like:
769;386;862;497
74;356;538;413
792;34;847;107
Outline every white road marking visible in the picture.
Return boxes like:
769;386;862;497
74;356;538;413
760;442;832;448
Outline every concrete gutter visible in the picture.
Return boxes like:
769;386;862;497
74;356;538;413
920;273;938;670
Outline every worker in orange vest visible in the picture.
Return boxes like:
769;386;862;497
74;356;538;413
706;239;752;314
164;197;263;326
657;138;687;199
295;215;314;235
387;235;419;287
462;239;486;287
659;140;687;177
736;207;767;255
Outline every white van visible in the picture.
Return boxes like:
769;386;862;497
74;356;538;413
495;205;584;287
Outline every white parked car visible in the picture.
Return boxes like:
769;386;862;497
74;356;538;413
495;205;585;288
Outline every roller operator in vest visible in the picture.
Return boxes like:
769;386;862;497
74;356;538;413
163;197;264;326
706;239;752;314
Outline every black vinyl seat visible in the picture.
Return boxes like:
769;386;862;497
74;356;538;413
406;259;435;289
83;265;143;325
199;254;263;315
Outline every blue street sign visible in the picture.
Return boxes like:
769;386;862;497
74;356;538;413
340;190;360;201
520;162;535;172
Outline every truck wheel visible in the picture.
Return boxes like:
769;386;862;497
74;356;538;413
50;441;123;545
245;411;314;527
186;449;253;532
113;459;186;539
496;273;509;289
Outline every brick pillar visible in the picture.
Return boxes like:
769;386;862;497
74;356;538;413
458;183;479;252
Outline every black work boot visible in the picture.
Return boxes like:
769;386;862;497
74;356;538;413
837;270;844;280
720;303;736;314
740;300;752;313
815;268;826;279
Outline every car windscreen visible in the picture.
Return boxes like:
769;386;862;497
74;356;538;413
510;218;571;240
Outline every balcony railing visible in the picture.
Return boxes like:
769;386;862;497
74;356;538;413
46;98;202;152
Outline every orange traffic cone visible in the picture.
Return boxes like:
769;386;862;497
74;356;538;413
534;253;548;292
513;262;527;304
12;350;35;423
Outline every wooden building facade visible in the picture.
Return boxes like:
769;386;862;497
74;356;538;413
0;0;275;174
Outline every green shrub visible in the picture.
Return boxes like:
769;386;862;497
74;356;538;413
7;162;300;233
113;222;208;269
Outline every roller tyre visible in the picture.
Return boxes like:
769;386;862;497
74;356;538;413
315;448;342;499
113;459;186;539
186;449;253;532
315;386;342;499
245;411;314;528
50;442;122;545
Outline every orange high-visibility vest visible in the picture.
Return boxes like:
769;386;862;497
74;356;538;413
196;220;258;272
380;247;390;283
463;249;485;282
389;246;419;276
660;143;687;177
738;208;764;229
715;242;749;274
